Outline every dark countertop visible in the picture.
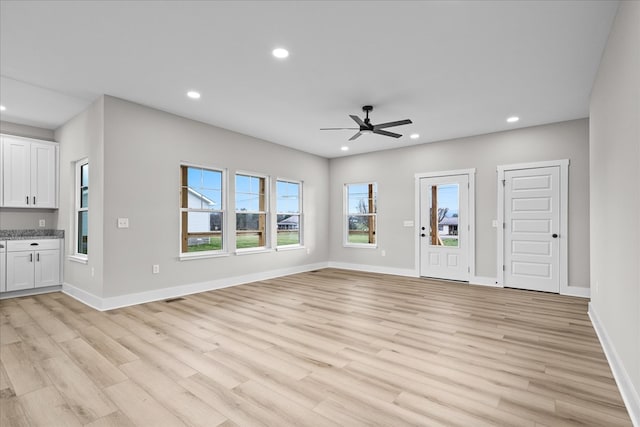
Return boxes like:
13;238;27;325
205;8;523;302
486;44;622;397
0;229;65;240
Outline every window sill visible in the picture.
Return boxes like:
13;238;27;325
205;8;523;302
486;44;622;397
68;255;88;264
179;252;230;261
276;245;305;252
235;248;274;256
343;244;378;249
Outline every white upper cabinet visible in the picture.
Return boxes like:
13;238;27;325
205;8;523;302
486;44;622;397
1;135;58;208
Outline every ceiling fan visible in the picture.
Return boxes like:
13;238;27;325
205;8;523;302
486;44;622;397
320;105;412;141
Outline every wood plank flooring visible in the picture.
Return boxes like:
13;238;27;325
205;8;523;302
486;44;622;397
0;268;632;426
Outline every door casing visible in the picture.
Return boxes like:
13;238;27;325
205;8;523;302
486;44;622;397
497;160;569;293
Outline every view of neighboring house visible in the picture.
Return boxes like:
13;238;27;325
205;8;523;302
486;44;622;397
439;216;458;236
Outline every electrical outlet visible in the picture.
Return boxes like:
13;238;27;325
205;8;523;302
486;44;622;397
306;248;311;255
381;250;386;257
38;219;45;227
91;267;95;277
152;264;160;274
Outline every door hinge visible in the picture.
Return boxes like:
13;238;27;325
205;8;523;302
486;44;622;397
502;179;506;186
468;267;470;273
503;265;506;271
468;225;470;231
503;222;506;229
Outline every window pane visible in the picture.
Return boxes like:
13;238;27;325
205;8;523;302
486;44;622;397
80;164;88;187
277;214;300;246
236;213;266;249
277;181;300;213
202;169;222;190
430;184;459;247
187;167;201;188
347;183;376;214
348;215;375;244
185;212;223;252
77;211;88;254
198;189;221;209
80;187;88;208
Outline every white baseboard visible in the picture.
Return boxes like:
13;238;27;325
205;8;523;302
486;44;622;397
0;285;62;300
589;303;640;426
562;286;591;298
470;276;500;287
63;262;329;311
327;261;419;278
62;283;105;311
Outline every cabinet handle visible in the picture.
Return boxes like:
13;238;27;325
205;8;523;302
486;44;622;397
26;196;29;205
33;196;36;205
37;253;40;262
29;253;33;262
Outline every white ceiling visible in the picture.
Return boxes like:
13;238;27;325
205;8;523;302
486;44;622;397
0;1;618;158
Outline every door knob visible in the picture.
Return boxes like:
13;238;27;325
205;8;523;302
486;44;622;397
421;226;426;231
421;234;426;237
552;233;558;238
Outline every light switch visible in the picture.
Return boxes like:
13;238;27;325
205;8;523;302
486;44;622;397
38;219;46;227
403;220;414;227
117;218;129;228
492;220;498;228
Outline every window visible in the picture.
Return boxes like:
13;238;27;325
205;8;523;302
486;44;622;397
236;174;268;250
276;180;302;247
75;159;89;257
180;165;224;254
345;182;377;246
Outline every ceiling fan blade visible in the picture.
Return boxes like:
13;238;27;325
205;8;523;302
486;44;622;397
349;115;366;127
373;129;402;138
373;119;412;129
349;132;363;141
319;127;359;130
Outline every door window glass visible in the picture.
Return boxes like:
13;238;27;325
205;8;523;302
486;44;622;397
430;184;459;247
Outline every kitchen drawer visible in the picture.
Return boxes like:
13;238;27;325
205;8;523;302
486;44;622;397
6;239;60;251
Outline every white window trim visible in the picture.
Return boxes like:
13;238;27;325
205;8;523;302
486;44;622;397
235;171;270;252
72;158;89;261
274;177;303;248
179;163;228;257
343;182;378;248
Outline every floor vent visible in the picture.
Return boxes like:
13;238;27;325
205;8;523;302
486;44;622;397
310;270;321;273
165;297;185;303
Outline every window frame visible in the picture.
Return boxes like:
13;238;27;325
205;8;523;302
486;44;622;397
275;178;303;249
344;182;378;248
179;163;227;259
72;158;89;262
235;171;270;252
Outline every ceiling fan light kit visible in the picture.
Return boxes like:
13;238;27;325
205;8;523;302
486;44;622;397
321;105;412;141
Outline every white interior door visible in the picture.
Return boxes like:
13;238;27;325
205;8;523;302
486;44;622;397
420;175;469;281
504;166;560;293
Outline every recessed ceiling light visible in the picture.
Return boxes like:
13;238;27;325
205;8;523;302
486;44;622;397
410;133;420;139
341;146;349;151
0;105;6;111
272;48;289;59
187;91;201;99
507;116;519;123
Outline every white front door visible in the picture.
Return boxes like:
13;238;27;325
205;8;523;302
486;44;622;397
420;175;469;281
504;166;560;293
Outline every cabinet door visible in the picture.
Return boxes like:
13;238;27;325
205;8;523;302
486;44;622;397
6;251;35;291
0;250;6;292
34;250;60;288
2;138;30;207
31;142;57;208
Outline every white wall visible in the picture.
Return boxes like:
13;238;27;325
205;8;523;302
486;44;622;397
54;97;105;298
0;121;57;229
589;0;640;422
100;96;329;298
329;119;590;288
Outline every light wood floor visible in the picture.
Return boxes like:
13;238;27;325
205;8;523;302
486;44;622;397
0;268;632;426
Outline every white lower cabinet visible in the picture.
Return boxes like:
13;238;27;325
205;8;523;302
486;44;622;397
5;239;61;292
